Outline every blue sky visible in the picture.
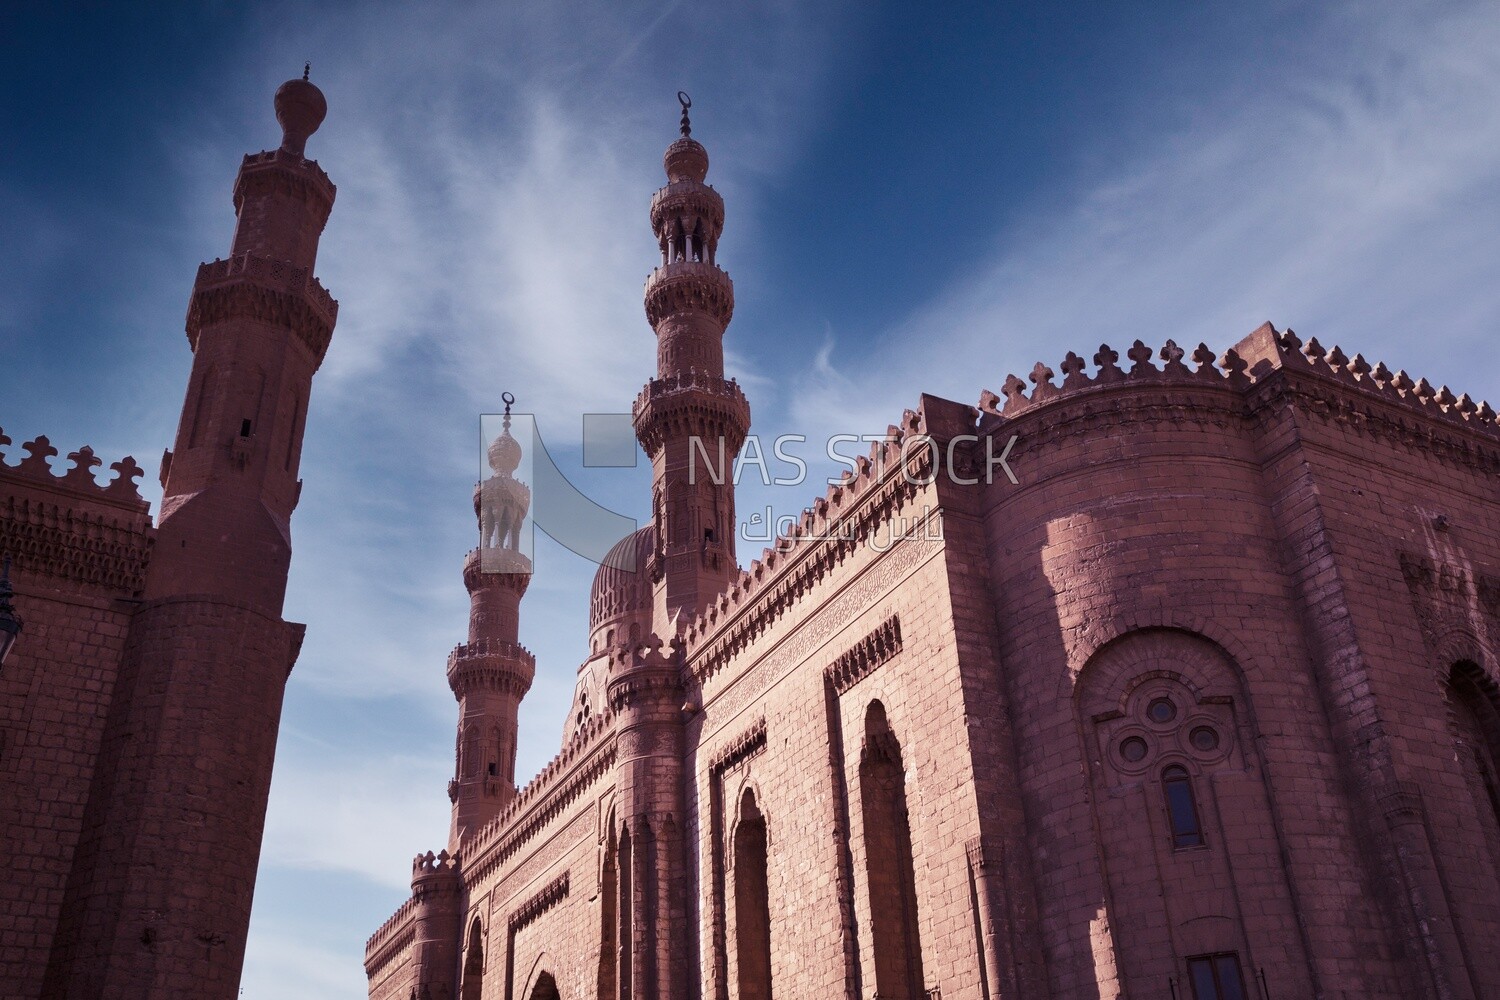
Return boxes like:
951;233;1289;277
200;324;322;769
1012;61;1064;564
4;2;1500;996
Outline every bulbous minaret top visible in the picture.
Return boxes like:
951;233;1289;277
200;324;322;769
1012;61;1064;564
663;91;709;183
274;64;328;157
476;394;531;570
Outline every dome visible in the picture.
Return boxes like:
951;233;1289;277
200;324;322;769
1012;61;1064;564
274;73;327;156
589;525;656;648
487;429;522;475
664;137;709;183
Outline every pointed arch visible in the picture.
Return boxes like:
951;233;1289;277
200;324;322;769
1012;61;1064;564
859;700;925;999
733;787;772;999
460;917;484;1000
527;969;560;1000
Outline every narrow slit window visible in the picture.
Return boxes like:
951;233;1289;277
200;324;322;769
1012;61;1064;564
240;418;253;438
1186;951;1246;1000
1163;765;1205;849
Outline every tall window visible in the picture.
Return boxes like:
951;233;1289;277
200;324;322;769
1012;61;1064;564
619;825;633;1000
733;788;772;999
1450;662;1500;877
860;701;925;999
1186;952;1247;1000
1162;765;1205;849
460;918;483;1000
598;820;619;999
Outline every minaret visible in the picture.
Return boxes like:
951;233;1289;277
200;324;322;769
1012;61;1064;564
45;72;337;998
606;95;745;1000
633;93;750;629
148;65;337;608
447;396;535;848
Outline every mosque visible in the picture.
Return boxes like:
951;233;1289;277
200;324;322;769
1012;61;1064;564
0;68;1497;1000
361;91;1500;1000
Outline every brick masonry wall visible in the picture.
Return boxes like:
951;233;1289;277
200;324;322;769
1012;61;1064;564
1246;363;1500;998
45;595;301;997
0;459;151;998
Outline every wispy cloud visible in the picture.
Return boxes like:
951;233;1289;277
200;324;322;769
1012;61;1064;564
795;1;1500;430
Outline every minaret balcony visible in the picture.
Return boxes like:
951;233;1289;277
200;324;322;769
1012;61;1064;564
649;183;725;234
644;261;734;328
446;638;536;697
632;371;750;454
192;251;338;322
463;547;533;591
186;251;339;358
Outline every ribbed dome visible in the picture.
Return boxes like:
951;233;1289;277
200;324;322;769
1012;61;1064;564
589;525;656;648
664;137;708;183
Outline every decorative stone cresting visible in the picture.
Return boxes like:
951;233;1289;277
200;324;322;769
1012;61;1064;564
0;431;147;505
976;327;1499;436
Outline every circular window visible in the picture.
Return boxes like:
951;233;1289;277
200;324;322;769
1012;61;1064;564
1120;736;1148;762
1189;726;1219;752
1146;697;1177;724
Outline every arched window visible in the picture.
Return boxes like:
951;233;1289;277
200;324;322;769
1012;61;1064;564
1162;765;1205;849
860;701;925;999
460;918;484;1000
734;788;772;999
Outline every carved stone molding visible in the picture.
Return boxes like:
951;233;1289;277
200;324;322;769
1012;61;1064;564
826;615;902;694
0;492;153;594
708;718;766;777
186;279;336;365
508;871;571;932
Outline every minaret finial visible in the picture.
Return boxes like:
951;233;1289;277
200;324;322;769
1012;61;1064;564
502;391;515;432
677;90;692;138
303;62;310;82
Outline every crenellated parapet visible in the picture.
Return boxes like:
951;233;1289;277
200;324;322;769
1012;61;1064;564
363;895;418;977
0;435;147;507
973;324;1500;476
446;637;536;698
0;433;152;595
679;408;935;680
605;634;685;711
975;325;1498;436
